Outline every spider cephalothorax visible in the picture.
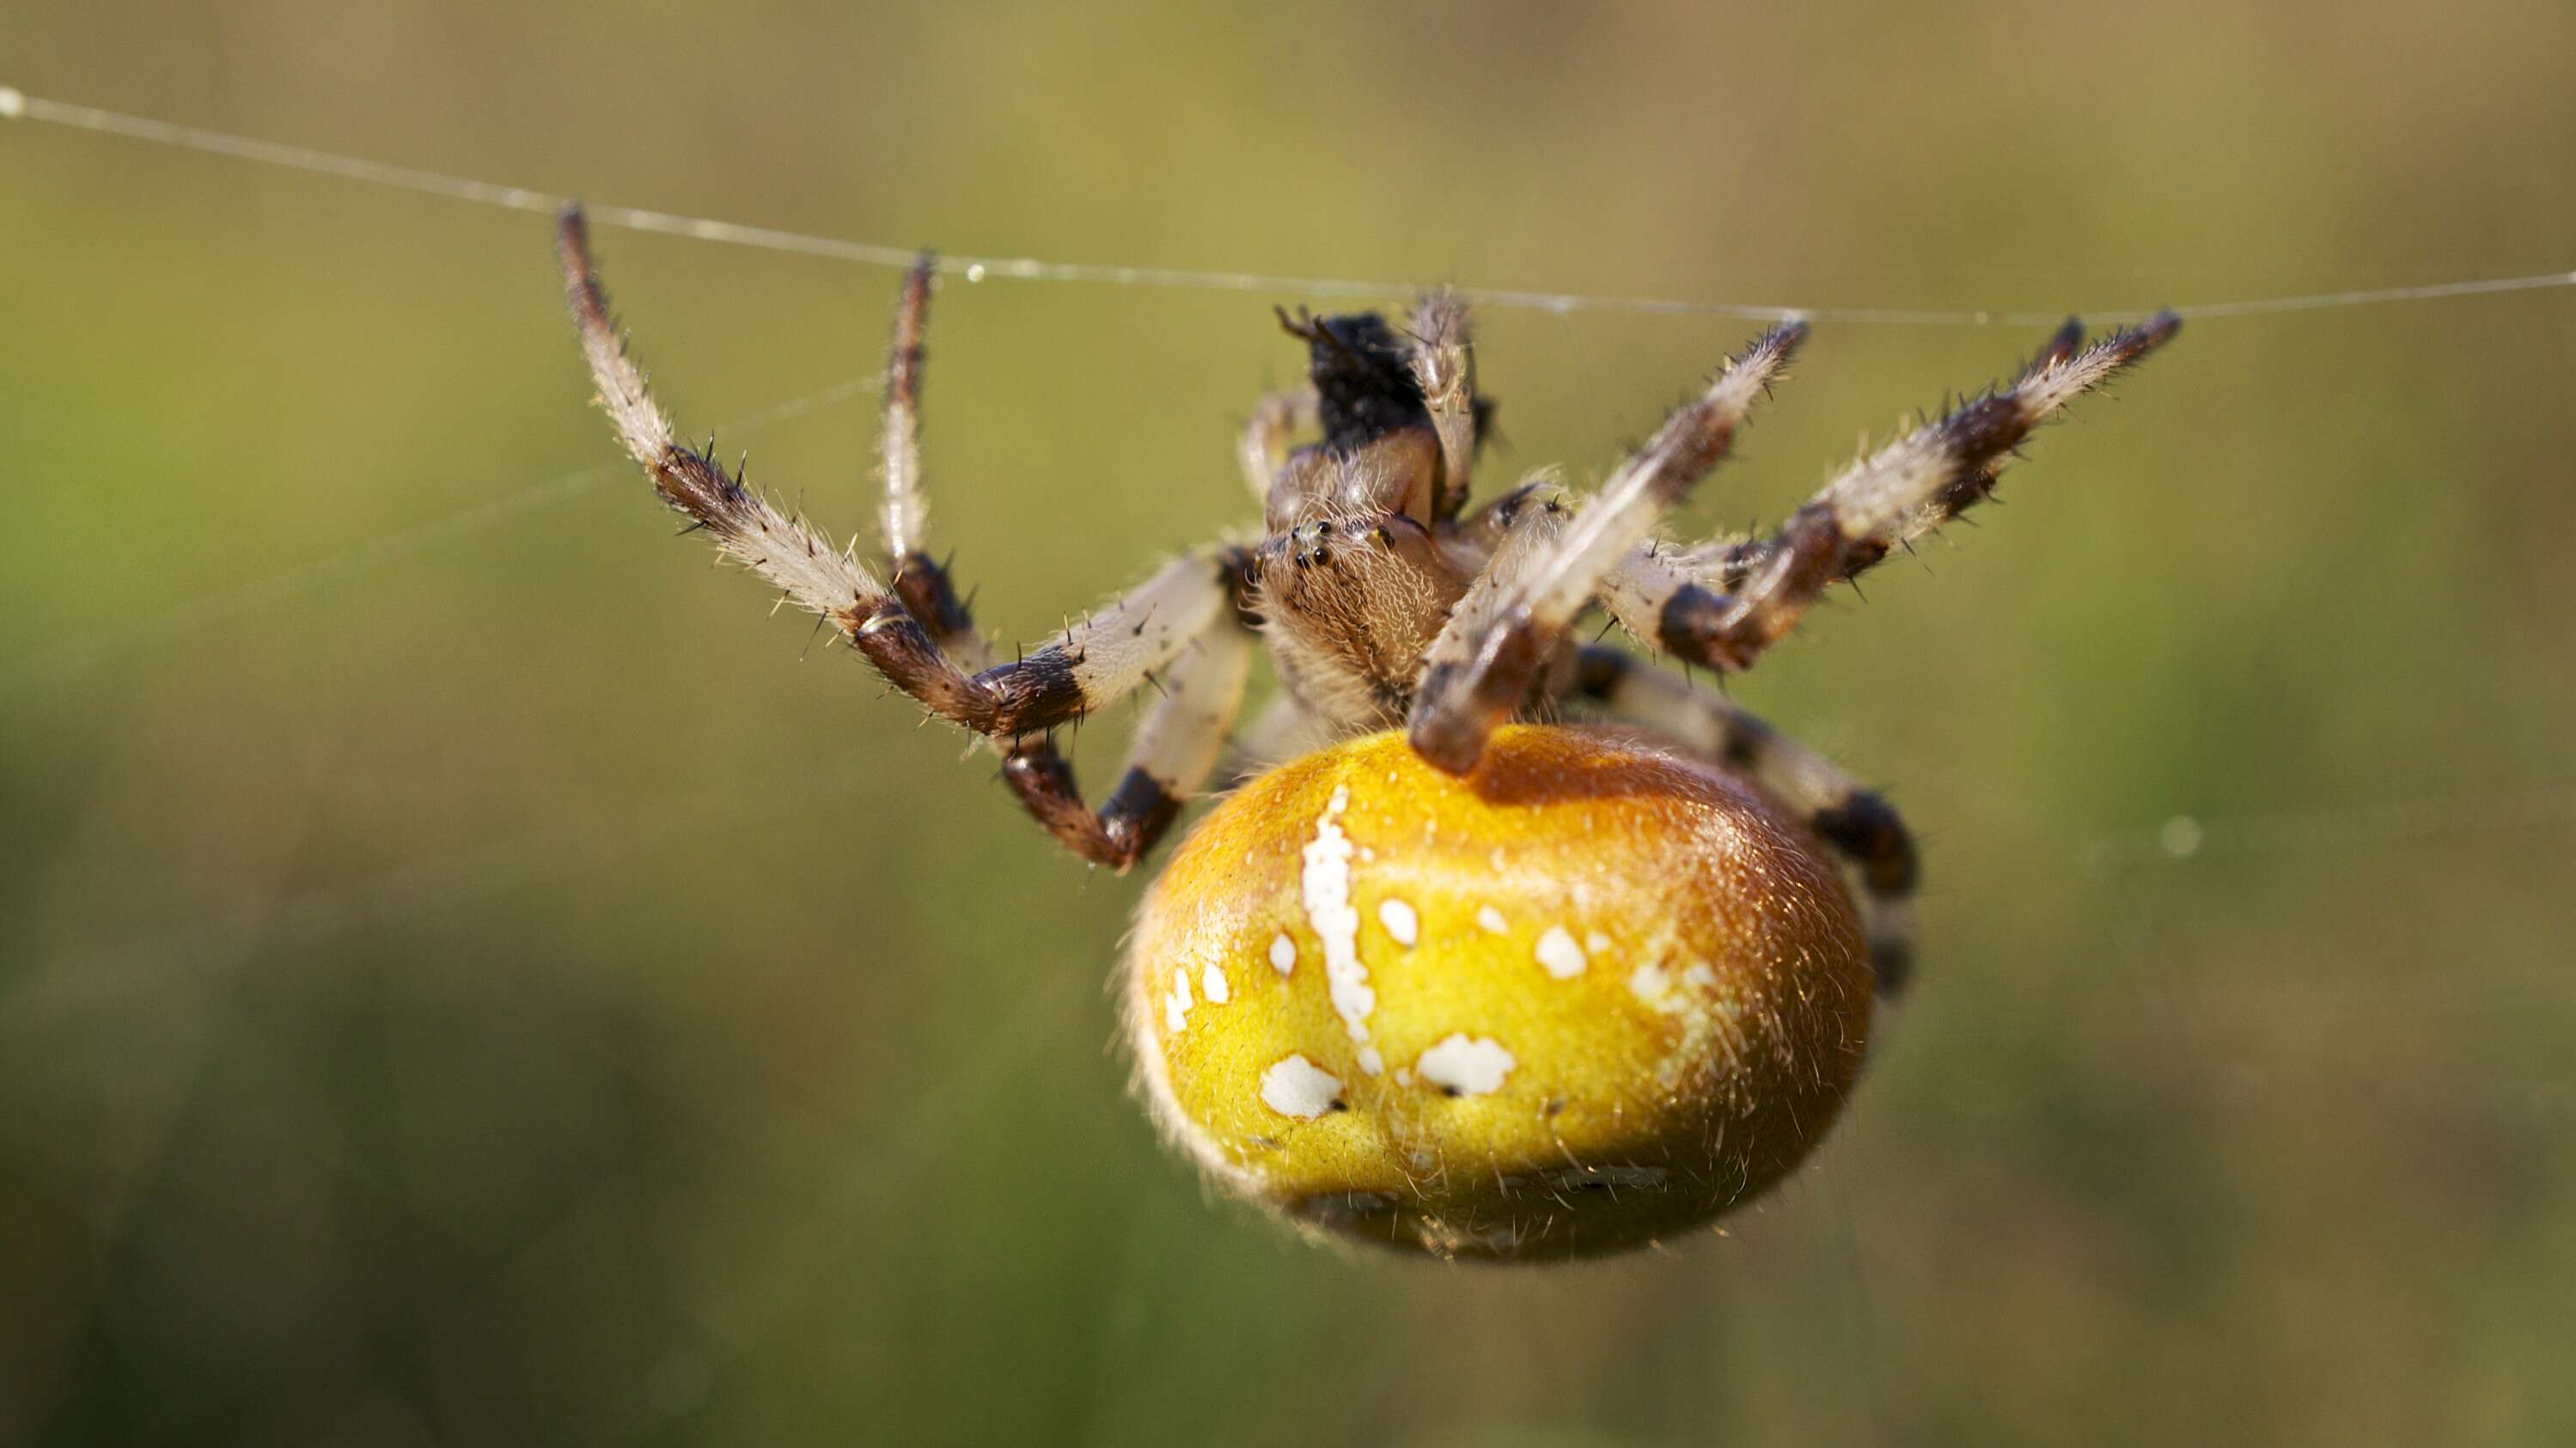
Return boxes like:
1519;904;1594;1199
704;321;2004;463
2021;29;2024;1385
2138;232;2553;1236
555;206;2175;1257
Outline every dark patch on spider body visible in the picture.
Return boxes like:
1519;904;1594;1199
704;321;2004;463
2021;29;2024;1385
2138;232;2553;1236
1279;309;1432;455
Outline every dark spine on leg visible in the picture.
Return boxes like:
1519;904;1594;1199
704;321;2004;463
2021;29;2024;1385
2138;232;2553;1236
892;552;977;648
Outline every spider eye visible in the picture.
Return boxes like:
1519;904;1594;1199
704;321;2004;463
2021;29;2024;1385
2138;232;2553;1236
1126;725;1872;1260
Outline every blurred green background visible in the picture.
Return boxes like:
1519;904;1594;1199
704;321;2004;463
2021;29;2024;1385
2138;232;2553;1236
5;1;2573;1443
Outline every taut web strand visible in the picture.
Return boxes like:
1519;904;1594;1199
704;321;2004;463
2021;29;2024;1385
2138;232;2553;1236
4;83;2571;329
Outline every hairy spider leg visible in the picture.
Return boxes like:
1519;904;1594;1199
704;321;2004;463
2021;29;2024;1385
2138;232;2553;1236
1405;322;1809;774
861;253;1263;868
558;205;1251;865
1405;290;1479;519
1001;623;1256;868
1636;314;2179;674
1663;316;2094;596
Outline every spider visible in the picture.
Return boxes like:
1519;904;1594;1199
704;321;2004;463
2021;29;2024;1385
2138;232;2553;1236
555;207;2175;1258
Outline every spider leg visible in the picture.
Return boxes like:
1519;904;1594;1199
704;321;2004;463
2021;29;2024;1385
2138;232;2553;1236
1663;319;2091;596
1406;290;1478;519
1629;314;2177;674
1002;621;1257;871
1408;481;1578;728
1406;322;1807;773
878;254;937;579
870;254;1003;675
1597;321;2088;642
847;251;1263;868
1239;388;1316;504
1571;645;1919;995
557;205;1242;743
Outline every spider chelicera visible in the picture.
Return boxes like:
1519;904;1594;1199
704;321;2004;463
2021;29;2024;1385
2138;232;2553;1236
556;207;2175;1258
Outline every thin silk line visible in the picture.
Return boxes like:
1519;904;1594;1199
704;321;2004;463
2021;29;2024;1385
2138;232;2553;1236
6;83;2571;327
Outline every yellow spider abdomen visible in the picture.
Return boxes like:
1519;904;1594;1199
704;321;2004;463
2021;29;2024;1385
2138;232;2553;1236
1126;724;1873;1260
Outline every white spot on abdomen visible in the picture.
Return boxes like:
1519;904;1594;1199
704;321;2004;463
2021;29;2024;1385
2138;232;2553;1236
1202;962;1230;1005
1260;1054;1342;1118
1268;932;1296;974
1417;1035;1516;1097
1163;967;1193;1034
1476;905;1507;934
1535;926;1587;979
1377;897;1419;947
1301;785;1380;1072
1628;960;1672;1004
